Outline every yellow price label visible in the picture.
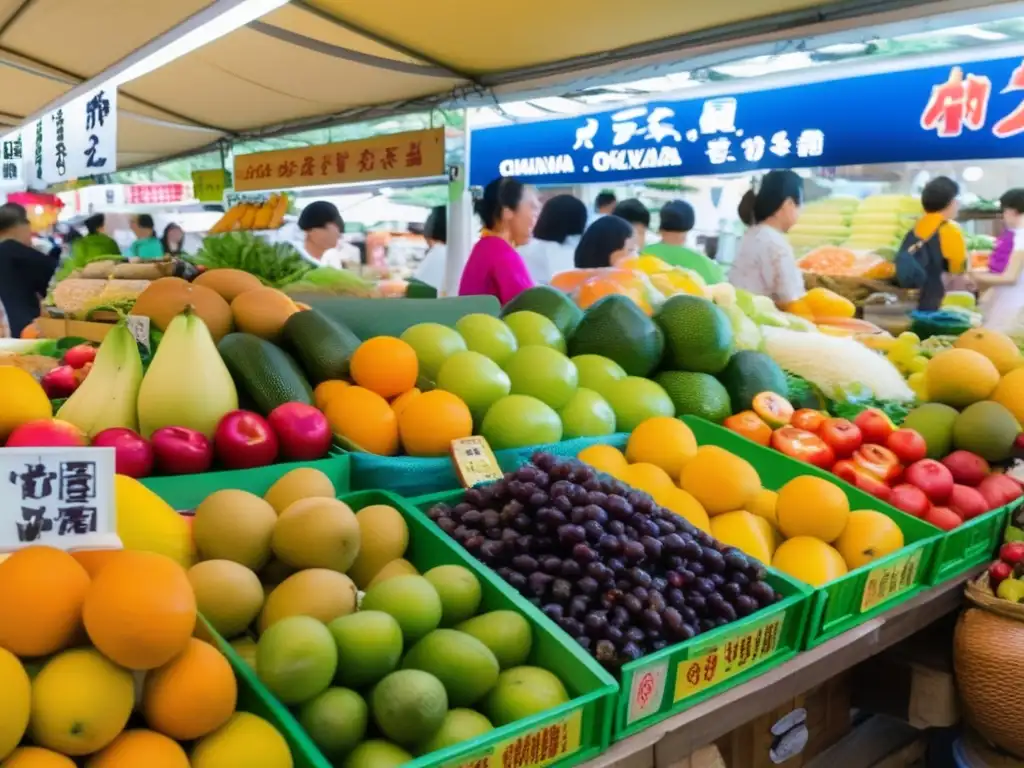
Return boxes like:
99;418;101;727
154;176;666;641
450;436;503;488
860;548;923;612
673;612;786;703
451;708;582;768
191;168;228;203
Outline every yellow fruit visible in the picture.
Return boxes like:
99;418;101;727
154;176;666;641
625;417;697;478
710;511;775;563
272;497;361;573
679;445;761;516
114;475;194;567
0;648;30;760
655;487;711;533
748;489;779;527
955;328;1022;375
776;475;850;543
619;462;675;496
0;367;52;440
992;367;1024;427
191;712;293;768
771;537;848;587
259;569;358;633
368;559;419;588
85;729;191;768
193;490;277;570
188;560;264;639
2;747;76;768
390;388;421;417
230;287;298;342
313;380;350;411
347;505;410;588
834;510;905;570
925;348;1000;409
264;468;336;515
30;649;135;756
193;268;263;303
577;444;629;477
131;278;234;343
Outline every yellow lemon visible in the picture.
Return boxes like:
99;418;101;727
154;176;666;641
679;445;760;516
619;462;675;496
577;444;629;477
191;713;293;768
0;367;51;441
655;487;710;532
625;417;697;478
313;380;350;411
0;647;30;760
1;747;76;768
747;489;779;527
772;537;847;587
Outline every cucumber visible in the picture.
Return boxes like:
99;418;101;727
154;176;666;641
218;333;313;415
281;309;360;384
292;295;501;339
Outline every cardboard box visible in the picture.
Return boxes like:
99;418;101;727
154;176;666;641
36;315;116;343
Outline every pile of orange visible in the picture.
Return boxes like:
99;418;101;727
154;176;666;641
314;336;474;457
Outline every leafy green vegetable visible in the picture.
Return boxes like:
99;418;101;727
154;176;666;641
194;233;312;288
283;267;374;296
830;397;916;426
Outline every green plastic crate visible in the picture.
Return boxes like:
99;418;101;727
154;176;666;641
927;500;1018;584
140;454;350;511
411;488;811;740
211;489;618;768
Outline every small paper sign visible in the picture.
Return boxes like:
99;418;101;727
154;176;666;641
627;658;668;725
673;612;786;703
0;447;119;552
450;436;502;488
125;315;150;351
860;548;923;612
450;707;582;768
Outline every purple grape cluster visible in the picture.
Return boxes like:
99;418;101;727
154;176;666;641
426;452;780;671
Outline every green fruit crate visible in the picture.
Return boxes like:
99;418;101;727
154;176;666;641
141;454;351;511
680;417;941;649
926;500;1017;585
410;487;811;741
210;489;619;768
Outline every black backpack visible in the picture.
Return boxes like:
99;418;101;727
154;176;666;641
895;224;944;290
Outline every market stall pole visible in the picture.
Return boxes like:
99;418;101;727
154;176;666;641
445;110;473;297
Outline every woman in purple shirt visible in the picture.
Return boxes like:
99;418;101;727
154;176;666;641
459;177;539;305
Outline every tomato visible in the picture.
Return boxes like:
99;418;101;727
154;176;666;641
818;418;863;459
791;409;827;433
723;411;772;446
771;426;836;469
886;428;927;465
832;459;858;483
853;408;895;445
852;443;903;483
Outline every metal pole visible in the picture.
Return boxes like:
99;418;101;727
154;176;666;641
444;111;473;297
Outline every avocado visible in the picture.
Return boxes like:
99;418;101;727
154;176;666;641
218;333;314;415
654;371;732;423
501;286;584;338
655;295;734;374
567;295;664;377
282;309;361;384
718;351;789;412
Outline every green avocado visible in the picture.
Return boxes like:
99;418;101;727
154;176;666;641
501;286;584;338
567;295;664;377
655;295;734;374
718;351;790;412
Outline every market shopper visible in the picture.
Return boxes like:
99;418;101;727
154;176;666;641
161;223;186;257
974;188;1024;333
594;191;617;217
612;199;650;248
73;213;120;261
0;203;58;337
642;200;724;285
413;205;447;291
127;214;164;259
574;214;637;269
295;200;348;267
458;177;538;304
519;194;588;284
728;170;807;308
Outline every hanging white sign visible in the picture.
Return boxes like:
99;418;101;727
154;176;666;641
0;130;25;191
27;87;117;188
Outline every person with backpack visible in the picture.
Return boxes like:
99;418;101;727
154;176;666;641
895;176;967;311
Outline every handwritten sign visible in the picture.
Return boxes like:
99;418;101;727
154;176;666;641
0;447;119;552
860;548;923;612
452;708;582;768
627;658;668;725
673;612;786;703
191;169;228;203
451;437;503;488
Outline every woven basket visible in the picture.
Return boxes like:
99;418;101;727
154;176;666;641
954;573;1024;757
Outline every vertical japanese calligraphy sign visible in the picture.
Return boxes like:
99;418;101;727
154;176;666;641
25;87;117;188
0;129;26;191
233;128;445;192
0;447;119;553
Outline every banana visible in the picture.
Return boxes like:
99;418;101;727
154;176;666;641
137;308;238;439
57;324;144;437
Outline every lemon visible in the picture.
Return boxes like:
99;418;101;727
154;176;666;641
576;444;629;477
192;713;293;768
0;647;30;760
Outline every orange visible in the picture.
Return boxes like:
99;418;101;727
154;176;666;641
625;417;697;478
1;747;76;768
323;386;399;456
71;549;119;579
0;367;52;440
723;411;772;446
82;550;197;671
390;388;422;417
85;730;190;768
834;510;904;570
143;638;237;740
772;537;847;587
397;390;473;457
679;445;761;516
619;462;674;496
776;475;850;543
350;336;419;398
313;380;350;411
0;546;90;657
655;487;711;533
576;444;629;477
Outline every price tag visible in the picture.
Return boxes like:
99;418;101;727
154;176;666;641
125;315;150;351
0;447;120;553
860;548;923;612
191;169;228;203
673;612;786;703
627;658;668;725
450;708;582;768
450;436;502;488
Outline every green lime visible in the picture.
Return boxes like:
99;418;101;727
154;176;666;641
327;611;404;688
361;575;443;643
455;314;518;366
416;709;494;755
298;687;367;759
502;311;566;353
602;377;675;432
342;740;412;768
436;350;511;420
480;395;563;450
504;346;578;409
424;565;482;627
559;388;616;438
256;616;338;705
371;669;448;746
571;354;627;396
400;323;467;382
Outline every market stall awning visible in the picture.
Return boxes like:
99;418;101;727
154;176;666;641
0;0;1006;169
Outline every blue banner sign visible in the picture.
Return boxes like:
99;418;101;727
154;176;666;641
469;55;1024;186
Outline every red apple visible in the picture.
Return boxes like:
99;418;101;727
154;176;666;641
92;427;154;478
40;365;79;399
948;484;990;521
151;426;213;475
990;560;1014;587
852;444;903;484
268;403;332;461
5;419;87;447
832;459;858;484
819;418;863;459
889;484;931;518
215;410;279;469
62;344;97;370
924;505;962;531
854;408;896;445
941;450;990;487
791;409;827;433
887;428;927;465
1000;541;1024;565
904;459;954;504
978;474;1024;510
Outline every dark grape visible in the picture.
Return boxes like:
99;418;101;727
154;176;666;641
623;594;643;615
729;571;750;588
586;491;609;507
682;539;703;559
584;504;609;524
641;610;662;632
507;571;527;590
541;556;562;575
627;492;654;514
608;520;626;536
708;594;737;622
607;557;626;575
709;573;726;588
584;612;608;636
605;625;625;647
571;507;588;525
623;541;645;563
485;527;503;541
557;524;586;546
560;560;582;579
631;586;649;603
543;603;564;621
578;576;599;596
573;544;598;564
568;596;590;618
501;528;519;543
576;635;592;652
479;540;505;562
583;520;605;542
735;595;759;617
537;507;565;527
512;555;538;573
528;572;553;597
605;495;632;520
699;618;717;633
559;617;583;637
666;588;685;609
695;577;715;596
647;592;666;614
689;561;706;577
513;514;533;533
721;582;742;601
610;606;630;627
587;562;613;584
688;593;707;614
702;547;726;574
551;579;573;602
748;581;777;606
598;535;623;556
662;533;686;556
529;491;549;507
462;509;483;526
595;639;617;663
464;535;484;553
552;495;573;514
680;605;698;624
437;517;457;534
641;536;663;561
651;640;669;651
621;642;644;662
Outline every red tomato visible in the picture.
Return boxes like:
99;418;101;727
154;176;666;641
818;418;863;459
791;409;827;433
723;411;772;446
886;428;927;465
771;426;836;469
832;459;858;484
852;443;903;484
853;408;896;445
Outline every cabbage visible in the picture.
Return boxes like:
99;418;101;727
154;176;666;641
721;304;763;351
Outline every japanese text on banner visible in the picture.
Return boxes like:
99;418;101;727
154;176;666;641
27;87;116;187
233;128;444;192
451;437;503;488
452;708;582;768
0;130;25;190
860;548;923;612
673;613;785;703
191;169;228;203
0;447;119;552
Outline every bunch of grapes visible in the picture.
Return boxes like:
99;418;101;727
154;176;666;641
426;452;780;672
885;332;929;376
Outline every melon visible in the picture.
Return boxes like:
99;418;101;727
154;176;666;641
130;277;233;342
231;288;299;342
194;269;264;302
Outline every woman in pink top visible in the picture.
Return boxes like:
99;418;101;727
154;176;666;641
459;177;539;304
